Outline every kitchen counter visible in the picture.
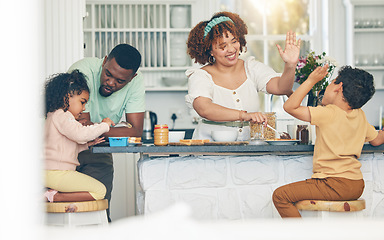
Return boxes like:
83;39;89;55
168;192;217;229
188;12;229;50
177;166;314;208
92;143;384;220
92;143;384;154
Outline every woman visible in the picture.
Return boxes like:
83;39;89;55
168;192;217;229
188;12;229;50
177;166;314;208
185;11;301;141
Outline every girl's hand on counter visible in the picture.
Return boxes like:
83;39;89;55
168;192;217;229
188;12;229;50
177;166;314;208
88;137;106;147
240;111;267;124
102;117;115;127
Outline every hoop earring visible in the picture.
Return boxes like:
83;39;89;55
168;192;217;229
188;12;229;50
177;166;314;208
243;46;247;53
208;55;215;64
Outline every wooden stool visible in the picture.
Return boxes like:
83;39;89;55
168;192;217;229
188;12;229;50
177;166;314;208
295;199;366;218
45;199;108;227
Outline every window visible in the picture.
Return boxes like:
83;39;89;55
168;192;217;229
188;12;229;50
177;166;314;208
219;0;323;112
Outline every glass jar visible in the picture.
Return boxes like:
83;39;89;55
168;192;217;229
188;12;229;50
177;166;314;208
296;125;309;144
250;112;276;140
154;124;169;146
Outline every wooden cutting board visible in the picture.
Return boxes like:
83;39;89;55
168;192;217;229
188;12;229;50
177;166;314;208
168;141;249;146
168;142;205;146
204;141;249;146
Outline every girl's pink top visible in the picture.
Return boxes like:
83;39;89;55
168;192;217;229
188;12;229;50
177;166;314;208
44;109;110;171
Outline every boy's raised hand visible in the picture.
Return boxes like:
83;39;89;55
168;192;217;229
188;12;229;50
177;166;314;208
283;64;329;123
307;65;329;84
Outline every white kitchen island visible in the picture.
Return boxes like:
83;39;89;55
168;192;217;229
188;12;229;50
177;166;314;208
93;144;384;220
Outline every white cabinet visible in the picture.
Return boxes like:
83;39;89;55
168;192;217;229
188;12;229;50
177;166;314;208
84;0;214;91
345;0;384;89
45;0;86;77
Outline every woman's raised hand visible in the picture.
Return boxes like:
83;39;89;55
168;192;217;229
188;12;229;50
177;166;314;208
276;30;301;65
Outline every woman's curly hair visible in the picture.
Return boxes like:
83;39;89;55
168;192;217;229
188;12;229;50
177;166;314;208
187;11;248;65
44;70;89;117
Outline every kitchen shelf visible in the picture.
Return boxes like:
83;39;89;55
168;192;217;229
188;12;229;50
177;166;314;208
354;66;384;70
145;87;188;92
138;66;191;71
354;28;384;32
83;0;205;91
345;0;384;90
84;28;192;32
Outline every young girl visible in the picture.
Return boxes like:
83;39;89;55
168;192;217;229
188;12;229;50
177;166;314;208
44;70;114;202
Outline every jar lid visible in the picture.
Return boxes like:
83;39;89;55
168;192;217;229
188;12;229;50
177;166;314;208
155;124;168;129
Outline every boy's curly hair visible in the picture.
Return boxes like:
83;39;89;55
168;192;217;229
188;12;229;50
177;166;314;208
335;66;375;109
187;11;248;65
44;70;89;117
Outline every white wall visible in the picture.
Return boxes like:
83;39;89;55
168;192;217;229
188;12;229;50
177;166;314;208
45;0;86;77
328;0;384;127
145;91;197;129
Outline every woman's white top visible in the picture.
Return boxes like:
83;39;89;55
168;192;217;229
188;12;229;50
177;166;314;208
185;56;280;141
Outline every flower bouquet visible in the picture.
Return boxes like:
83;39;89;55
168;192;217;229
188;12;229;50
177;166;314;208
295;51;338;106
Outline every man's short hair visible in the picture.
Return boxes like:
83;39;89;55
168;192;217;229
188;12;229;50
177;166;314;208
107;44;141;73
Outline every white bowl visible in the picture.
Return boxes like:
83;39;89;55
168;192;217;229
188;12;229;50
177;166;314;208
162;77;188;87
169;131;186;142
211;130;238;142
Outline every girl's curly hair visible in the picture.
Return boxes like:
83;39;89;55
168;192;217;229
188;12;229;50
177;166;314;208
187;11;248;65
44;70;89;117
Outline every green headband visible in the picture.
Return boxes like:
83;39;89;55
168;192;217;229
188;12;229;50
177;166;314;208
203;16;234;39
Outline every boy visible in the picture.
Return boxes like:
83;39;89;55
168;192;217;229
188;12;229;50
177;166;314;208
272;65;384;218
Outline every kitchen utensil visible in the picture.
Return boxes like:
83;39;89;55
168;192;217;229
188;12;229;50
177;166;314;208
154;124;169;146
161;77;188;87
113;121;132;128
150;32;155;67
250;112;276;140
203;141;248;146
170;33;188;67
265;139;300;145
142;111;157;140
169;131;186;142
109;137;128;147
211;130;238;142
163;34;167;66
287;125;296;139
266;124;291;139
170;5;189;28
296;125;309;144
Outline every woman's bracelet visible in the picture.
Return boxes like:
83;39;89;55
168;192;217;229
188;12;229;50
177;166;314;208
239;110;247;121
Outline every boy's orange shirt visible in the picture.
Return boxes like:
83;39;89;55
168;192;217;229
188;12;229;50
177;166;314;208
309;104;378;180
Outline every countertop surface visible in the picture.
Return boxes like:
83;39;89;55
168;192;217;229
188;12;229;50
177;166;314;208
91;142;384;154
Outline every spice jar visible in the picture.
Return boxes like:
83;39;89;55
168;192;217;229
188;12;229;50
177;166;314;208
296;125;309;144
154;124;169;146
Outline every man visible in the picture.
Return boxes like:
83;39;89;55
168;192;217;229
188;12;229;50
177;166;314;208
68;44;145;221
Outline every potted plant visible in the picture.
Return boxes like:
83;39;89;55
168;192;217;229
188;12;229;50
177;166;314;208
295;51;338;106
